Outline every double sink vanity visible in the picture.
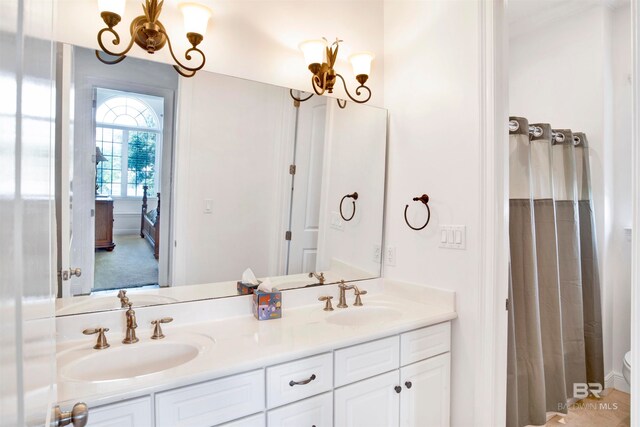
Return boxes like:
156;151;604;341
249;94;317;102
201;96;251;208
56;279;456;426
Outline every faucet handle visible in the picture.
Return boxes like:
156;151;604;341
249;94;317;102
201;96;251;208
354;289;367;306
151;317;173;340
83;327;110;350
318;296;334;311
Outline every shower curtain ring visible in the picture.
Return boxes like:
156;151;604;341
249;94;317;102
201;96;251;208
404;194;431;231
340;192;358;221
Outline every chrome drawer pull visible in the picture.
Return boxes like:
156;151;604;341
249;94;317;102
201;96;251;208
289;374;316;386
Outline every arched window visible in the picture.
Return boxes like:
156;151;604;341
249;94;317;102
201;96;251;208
95;89;163;197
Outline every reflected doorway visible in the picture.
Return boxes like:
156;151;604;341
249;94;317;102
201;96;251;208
93;88;164;292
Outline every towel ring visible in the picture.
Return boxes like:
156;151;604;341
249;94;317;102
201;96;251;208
340;192;359;221
404;194;431;231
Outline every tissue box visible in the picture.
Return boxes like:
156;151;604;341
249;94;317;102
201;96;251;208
237;281;260;295
252;290;282;320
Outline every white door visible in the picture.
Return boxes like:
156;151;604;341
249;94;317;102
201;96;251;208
399;353;451;427
4;5;59;425
334;370;400;427
287;96;327;274
267;392;332;427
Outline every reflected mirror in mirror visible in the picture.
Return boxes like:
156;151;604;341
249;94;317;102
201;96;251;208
55;45;388;316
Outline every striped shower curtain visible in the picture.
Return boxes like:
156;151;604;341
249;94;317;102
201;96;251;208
506;117;604;427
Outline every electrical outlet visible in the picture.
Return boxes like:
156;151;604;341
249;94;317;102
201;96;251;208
385;246;397;266
373;244;382;263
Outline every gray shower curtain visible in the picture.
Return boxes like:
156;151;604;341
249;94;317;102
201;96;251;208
506;118;604;427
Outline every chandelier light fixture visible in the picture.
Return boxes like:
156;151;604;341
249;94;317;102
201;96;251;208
291;38;374;108
96;0;212;77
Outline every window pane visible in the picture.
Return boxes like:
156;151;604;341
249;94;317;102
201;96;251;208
113;129;123;143
127;131;157;195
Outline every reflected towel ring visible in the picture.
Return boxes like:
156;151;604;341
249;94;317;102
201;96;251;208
404;194;431;231
340;192;359;221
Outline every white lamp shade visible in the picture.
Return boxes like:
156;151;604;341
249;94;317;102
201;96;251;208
98;0;126;16
299;39;327;66
180;3;212;36
349;52;374;77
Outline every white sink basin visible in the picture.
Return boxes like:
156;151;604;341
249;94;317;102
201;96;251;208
325;306;402;326
56;294;179;316
58;334;213;382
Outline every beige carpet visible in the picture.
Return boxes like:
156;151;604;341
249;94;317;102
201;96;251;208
544;389;630;427
94;234;158;291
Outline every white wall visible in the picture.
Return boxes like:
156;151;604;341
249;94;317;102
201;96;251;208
384;2;483;426
53;0;384;107
509;4;632;389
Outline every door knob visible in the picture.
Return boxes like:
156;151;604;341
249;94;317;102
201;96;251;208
53;402;88;427
60;268;82;281
394;385;402;393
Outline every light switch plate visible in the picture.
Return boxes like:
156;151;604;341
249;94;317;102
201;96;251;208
204;199;213;214
439;225;466;250
385;246;397;266
373;244;382;263
330;211;344;231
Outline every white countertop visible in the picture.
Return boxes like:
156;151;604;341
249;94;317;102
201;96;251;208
56;278;456;408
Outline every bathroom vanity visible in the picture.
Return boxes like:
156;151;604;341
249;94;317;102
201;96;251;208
55;279;456;426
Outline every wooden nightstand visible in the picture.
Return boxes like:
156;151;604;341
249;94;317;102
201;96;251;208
95;196;116;251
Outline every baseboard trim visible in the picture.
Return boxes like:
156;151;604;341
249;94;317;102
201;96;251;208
606;370;630;393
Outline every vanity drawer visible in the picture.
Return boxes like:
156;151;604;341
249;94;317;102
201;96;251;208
267;392;332;427
88;396;152;427
266;353;332;408
334;335;400;387
400;322;451;366
218;412;265;427
155;369;265;427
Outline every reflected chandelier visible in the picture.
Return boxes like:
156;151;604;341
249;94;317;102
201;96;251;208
95;0;211;77
291;38;374;109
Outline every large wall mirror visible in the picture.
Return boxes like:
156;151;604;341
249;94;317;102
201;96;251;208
55;45;388;316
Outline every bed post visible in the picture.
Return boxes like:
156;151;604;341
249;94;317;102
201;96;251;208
141;185;148;238
154;192;160;260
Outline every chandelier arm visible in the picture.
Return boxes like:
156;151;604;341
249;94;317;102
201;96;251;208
335;73;372;104
289;89;314;103
95;25;140;60
160;29;206;74
311;73;327;96
95;50;128;65
336;99;347;109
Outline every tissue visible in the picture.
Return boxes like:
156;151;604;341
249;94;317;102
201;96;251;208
242;268;259;285
257;278;274;293
237;268;261;295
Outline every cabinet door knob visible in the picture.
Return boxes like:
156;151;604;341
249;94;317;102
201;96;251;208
405;381;413;389
394;385;402;393
53;402;88;427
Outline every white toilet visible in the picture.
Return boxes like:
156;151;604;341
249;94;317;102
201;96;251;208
623;351;631;385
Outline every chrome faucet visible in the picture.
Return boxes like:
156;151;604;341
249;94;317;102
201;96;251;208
308;271;326;285
123;303;139;344
337;280;355;308
117;289;130;308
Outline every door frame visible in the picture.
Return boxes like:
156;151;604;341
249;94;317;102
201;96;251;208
474;1;509;425
480;0;640;424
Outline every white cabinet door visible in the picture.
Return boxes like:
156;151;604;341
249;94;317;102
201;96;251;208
267;392;332;427
334;370;400;427
400;353;450;427
88;397;152;427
